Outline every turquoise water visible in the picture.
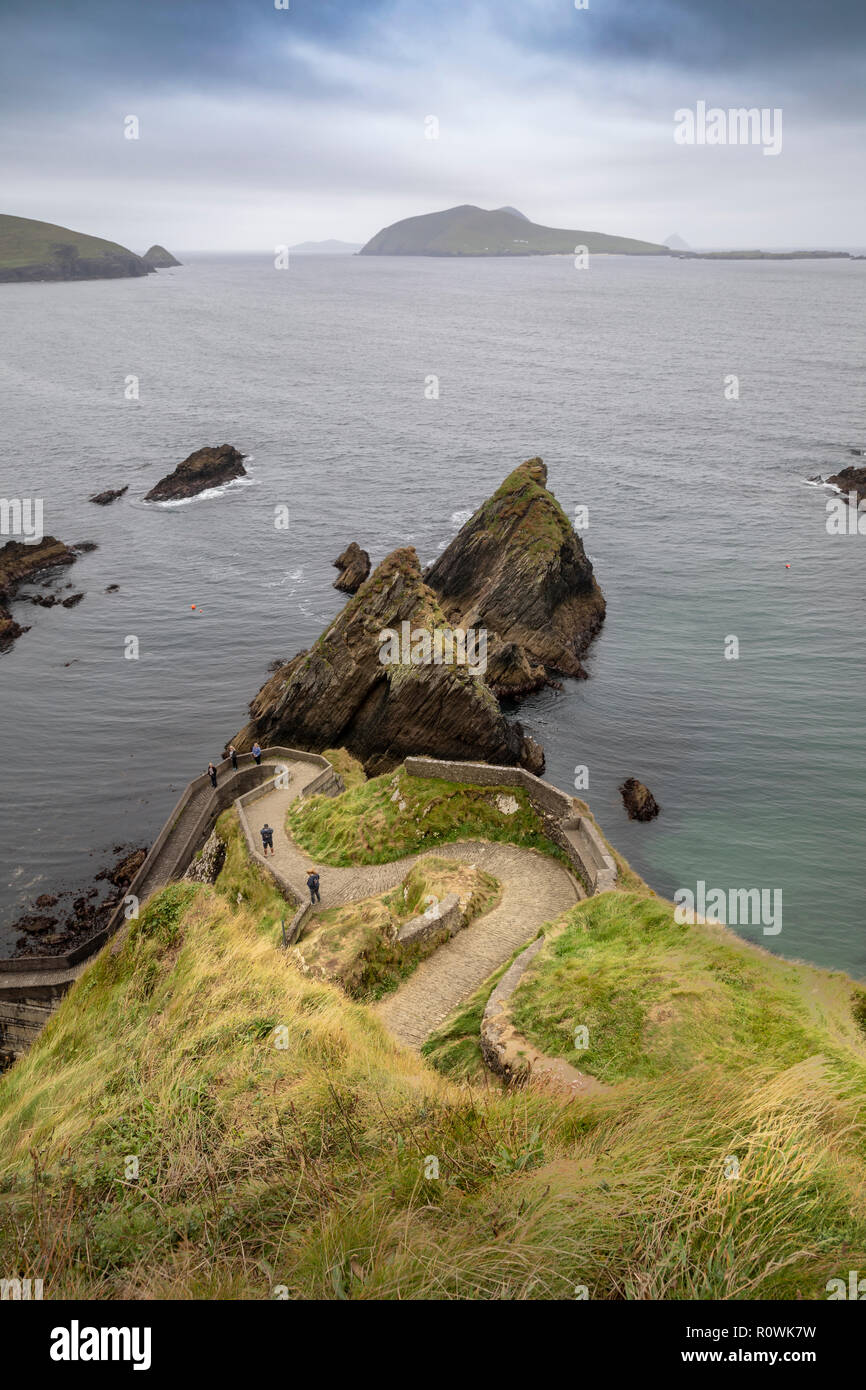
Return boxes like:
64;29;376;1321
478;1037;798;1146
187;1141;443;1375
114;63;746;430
0;253;863;972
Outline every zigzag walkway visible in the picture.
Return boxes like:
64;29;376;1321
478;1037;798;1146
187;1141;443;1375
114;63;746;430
247;781;582;1049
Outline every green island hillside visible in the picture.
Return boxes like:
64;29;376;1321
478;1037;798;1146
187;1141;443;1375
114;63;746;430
1;759;865;1300
0;214;154;282
360;204;669;257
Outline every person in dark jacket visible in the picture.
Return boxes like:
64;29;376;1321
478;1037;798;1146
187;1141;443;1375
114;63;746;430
260;823;275;857
306;869;321;904
228;745;238;771
252;742;262;765
207;762;218;788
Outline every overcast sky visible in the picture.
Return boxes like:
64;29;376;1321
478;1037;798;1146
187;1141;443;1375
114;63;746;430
3;0;865;251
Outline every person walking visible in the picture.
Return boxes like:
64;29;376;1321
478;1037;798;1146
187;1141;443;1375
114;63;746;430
228;745;238;771
207;762;218;789
306;869;321;904
260;823;275;857
252;742;262;765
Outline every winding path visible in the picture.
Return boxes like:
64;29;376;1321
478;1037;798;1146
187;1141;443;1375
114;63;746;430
246;774;582;1048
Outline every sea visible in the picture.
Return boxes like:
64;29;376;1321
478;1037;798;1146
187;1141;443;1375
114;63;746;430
0;251;864;973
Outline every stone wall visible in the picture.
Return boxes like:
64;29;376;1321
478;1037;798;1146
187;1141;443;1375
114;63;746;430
397;892;463;946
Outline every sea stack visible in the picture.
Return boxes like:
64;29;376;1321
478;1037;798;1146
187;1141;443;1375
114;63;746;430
144;445;246;502
425;457;605;689
332;542;371;593
232;546;543;777
143;244;182;268
232;457;605;775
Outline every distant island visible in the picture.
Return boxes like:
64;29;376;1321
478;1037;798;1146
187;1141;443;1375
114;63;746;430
143;244;182;268
0;214;155;283
359;205;669;257
290;239;363;254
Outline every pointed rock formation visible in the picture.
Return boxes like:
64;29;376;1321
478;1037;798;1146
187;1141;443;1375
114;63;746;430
424;457;605;685
231;546;542;777
332;541;371;593
143;244;182;267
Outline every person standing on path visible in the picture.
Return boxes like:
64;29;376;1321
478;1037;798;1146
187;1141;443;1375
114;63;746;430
306;869;321;904
228;745;238;771
252;742;262;765
207;762;218;789
260;823;275;857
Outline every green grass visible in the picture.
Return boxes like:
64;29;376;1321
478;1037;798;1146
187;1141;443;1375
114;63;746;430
4;848;866;1297
210;807;294;945
287;765;569;868
510;891;866;1088
0;213;142;271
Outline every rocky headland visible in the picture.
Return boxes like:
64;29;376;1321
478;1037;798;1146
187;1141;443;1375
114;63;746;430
144;445;246;502
333;541;371;593
0;214;154;283
232;458;605;774
0;536;77;647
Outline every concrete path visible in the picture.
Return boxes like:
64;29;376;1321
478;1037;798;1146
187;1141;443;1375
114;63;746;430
248;779;582;1048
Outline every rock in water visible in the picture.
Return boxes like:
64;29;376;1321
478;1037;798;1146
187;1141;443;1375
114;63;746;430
619;778;660;822
424;457;605;684
232;545;543;776
89;486;128;505
0;536;77;647
827;464;866;505
144;445;246;502
332;541;371;593
143;244;182;268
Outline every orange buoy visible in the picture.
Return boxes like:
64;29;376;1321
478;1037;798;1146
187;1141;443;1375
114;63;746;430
784;564;790;569
191;604;197;610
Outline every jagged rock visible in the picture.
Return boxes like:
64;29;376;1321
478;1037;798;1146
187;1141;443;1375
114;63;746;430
35;894;58;908
484;639;549;699
0;536;77;647
827;465;866;505
619;777;660;822
61;592;84;608
89;486;128;505
185;831;227;884
232;545;543;776
425;457;605;682
333;541;371;593
144;444;246;502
